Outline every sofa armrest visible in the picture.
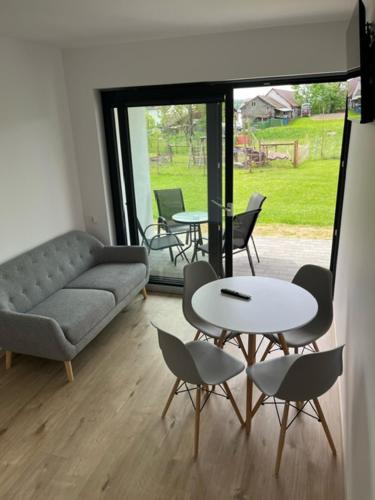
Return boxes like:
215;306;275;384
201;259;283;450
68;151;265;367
0;311;75;361
98;246;149;270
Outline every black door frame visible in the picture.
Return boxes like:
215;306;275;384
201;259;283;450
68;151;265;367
101;83;233;285
101;70;349;287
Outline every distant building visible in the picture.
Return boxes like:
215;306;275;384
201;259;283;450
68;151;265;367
267;88;301;118
347;77;361;112
239;88;301;123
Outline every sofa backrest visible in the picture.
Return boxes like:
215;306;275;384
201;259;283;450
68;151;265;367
0;231;103;313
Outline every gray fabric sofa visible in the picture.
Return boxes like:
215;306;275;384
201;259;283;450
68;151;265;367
0;230;149;381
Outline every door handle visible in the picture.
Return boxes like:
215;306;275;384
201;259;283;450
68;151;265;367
211;200;233;216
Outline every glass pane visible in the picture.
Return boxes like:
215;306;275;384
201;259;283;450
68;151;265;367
128;104;213;283
233;83;345;280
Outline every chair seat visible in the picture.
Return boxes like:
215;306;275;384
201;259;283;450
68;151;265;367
283;327;323;348
186;341;244;385
196;242;209;254
147;234;183;251
196;240;247;254
191;318;224;340
246;354;300;397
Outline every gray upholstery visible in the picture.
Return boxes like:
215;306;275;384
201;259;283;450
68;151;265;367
28;288;115;345
66;263;147;302
0;231;102;313
0;230;149;362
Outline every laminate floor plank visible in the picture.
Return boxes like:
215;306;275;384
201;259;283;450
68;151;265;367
0;294;344;500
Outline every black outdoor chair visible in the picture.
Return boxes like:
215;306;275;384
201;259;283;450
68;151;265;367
137;219;187;263
192;209;261;275
246;192;267;263
154;188;191;242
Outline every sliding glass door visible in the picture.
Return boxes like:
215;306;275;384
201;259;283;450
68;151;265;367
101;85;233;287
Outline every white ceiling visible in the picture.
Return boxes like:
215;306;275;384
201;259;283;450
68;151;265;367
0;0;355;48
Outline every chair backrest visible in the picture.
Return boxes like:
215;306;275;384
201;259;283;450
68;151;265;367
153;323;203;385
154;188;185;222
275;345;344;402
247;192;267;212
292;264;333;336
232;209;261;250
183;261;218;327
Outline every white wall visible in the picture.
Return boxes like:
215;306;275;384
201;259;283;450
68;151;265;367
63;21;347;243
334;122;375;500
0;37;84;263
334;3;375;498
128;108;153;230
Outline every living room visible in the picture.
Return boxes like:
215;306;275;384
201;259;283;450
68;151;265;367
0;1;374;499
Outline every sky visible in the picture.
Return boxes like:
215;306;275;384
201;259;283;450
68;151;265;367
233;84;293;101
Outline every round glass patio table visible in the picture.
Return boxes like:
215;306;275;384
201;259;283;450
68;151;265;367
191;276;318;433
172;211;208;225
172;211;208;263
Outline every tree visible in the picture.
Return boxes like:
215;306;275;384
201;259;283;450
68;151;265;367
158;104;206;165
293;83;346;114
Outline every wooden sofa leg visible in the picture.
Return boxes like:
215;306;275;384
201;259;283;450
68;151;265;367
64;361;74;383
141;287;148;300
5;351;12;370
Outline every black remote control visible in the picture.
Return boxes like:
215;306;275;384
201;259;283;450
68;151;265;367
221;288;251;300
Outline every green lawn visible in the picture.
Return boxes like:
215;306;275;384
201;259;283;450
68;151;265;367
150;159;340;227
148;116;343;227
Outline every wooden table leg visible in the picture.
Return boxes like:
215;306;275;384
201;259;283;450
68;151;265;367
246;335;256;435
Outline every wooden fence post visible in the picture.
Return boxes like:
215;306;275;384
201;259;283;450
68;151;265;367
293;140;298;167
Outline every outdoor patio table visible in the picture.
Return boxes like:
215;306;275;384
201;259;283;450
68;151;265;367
191;276;318;434
172;211;208;264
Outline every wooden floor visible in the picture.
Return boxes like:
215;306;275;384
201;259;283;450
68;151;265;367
0;294;345;500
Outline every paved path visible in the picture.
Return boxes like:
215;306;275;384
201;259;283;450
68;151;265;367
148;236;332;283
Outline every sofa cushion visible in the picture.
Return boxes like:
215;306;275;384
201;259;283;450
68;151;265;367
28;288;115;345
65;263;147;303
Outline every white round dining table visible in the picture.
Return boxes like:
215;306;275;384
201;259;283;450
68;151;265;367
192;276;318;433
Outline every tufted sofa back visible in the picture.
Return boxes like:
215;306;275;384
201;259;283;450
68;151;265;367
0;231;103;313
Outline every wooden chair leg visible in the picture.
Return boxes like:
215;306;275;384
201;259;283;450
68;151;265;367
162;378;180;418
251;393;266;417
217;330;227;349
5;351;12;370
193;330;200;341
313;398;336;455
260;340;274;362
312;341;319;352
275;402;289;476
236;335;249;363
141;287;148;300
278;334;289;355
194;386;201;459
223;382;244;426
64;361;74;383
